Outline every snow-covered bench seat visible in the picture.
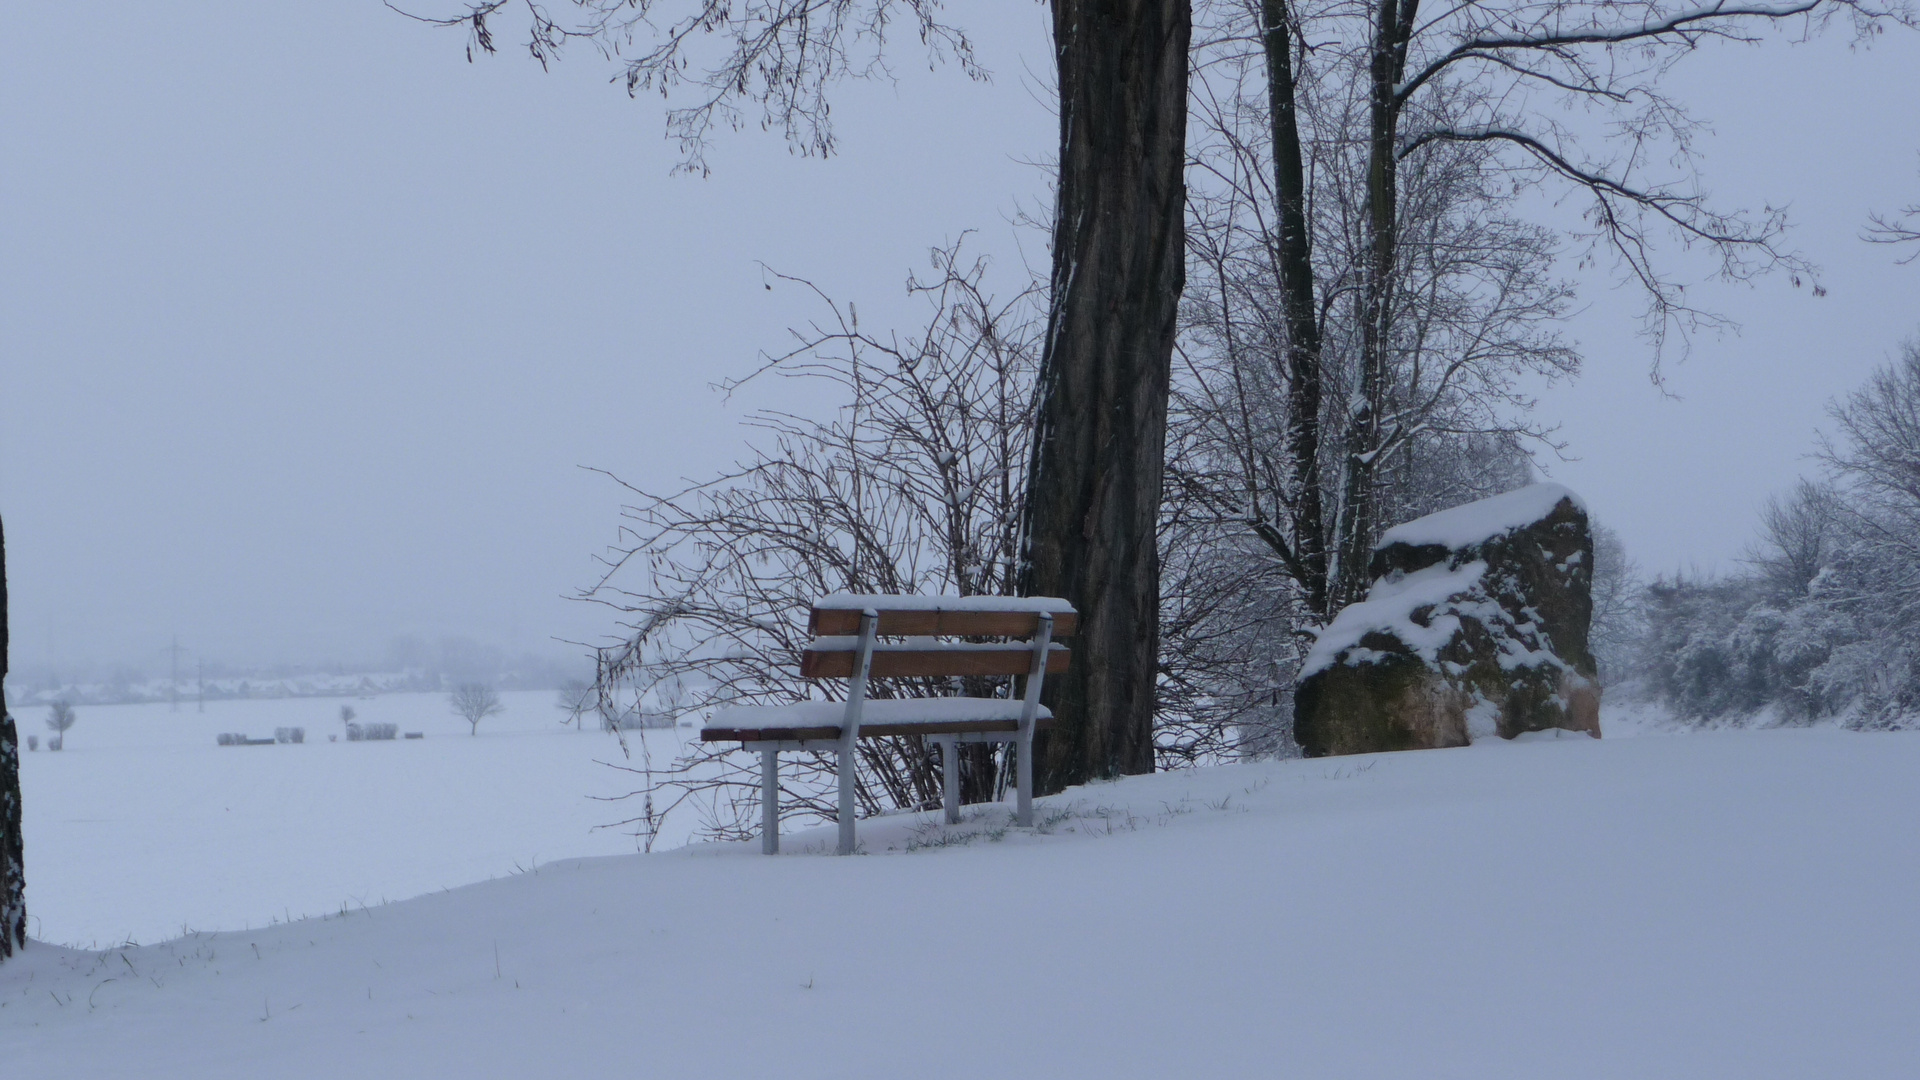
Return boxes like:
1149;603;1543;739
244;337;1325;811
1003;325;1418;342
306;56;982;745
701;594;1076;855
703;697;1058;742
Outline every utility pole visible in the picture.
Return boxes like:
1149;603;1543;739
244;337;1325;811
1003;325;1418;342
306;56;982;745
168;635;186;713
196;659;204;713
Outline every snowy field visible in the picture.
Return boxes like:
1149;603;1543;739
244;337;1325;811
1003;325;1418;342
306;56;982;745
14;691;688;947
5;715;1919;1078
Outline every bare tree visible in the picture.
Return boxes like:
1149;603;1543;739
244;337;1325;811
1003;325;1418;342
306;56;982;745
556;678;594;730
586;241;1045;843
1747;478;1846;601
393;0;984;176
1587;522;1646;686
450;684;505;736
1156;492;1317;761
1865;161;1920;260
1817;339;1920;651
1178;0;1911;633
1161;9;1568;755
44;701;75;751
1180;29;1570;606
1864;206;1920;259
1160;0;1914;755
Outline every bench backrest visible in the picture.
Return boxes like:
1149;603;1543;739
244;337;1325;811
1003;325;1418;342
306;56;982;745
801;595;1075;680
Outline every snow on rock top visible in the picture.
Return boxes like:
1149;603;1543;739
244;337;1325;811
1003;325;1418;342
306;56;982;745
1300;561;1490;679
813;594;1075;613
1375;483;1584;552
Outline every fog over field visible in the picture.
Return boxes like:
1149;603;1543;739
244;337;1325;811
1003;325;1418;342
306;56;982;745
17;691;690;947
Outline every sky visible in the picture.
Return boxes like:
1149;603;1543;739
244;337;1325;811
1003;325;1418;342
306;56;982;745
2;3;1916;677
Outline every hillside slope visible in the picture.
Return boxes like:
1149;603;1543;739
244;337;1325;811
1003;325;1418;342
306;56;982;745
5;728;1918;1079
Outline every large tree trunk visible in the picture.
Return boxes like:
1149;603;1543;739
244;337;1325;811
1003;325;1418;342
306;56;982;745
2;514;23;961
1021;0;1190;792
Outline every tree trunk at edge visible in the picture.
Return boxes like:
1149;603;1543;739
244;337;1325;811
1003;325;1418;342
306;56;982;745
2;513;24;961
1021;0;1190;792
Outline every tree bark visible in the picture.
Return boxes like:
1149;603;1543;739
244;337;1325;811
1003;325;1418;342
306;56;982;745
2;513;24;961
1261;0;1331;619
1021;0;1190;792
1332;0;1419;609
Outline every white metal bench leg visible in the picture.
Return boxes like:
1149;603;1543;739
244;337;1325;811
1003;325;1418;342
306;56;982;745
1015;611;1053;829
939;736;960;824
760;747;779;855
1016;728;1034;828
837;745;858;855
837;609;878;856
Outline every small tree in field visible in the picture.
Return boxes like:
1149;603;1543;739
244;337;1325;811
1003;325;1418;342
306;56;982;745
450;684;503;736
555;679;592;731
46;701;75;750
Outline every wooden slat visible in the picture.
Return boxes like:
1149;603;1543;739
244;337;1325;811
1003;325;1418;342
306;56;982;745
809;607;1078;638
799;646;1070;679
701;715;1057;743
860;716;1058;737
701;724;842;742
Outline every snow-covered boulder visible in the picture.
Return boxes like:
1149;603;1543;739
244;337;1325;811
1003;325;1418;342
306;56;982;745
1293;484;1601;757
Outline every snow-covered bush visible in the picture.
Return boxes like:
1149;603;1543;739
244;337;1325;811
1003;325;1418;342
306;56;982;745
1633;341;1920;728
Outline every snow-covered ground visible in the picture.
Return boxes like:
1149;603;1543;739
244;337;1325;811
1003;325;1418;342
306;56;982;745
14;691;687;947
6;715;1918;1078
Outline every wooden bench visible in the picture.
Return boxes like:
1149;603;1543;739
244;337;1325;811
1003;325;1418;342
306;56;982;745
701;594;1077;854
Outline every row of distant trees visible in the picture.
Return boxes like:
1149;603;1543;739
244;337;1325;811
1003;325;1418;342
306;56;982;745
1606;342;1920;728
7;638;583;711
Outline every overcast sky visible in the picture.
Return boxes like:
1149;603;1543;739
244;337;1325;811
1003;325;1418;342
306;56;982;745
3;3;1916;677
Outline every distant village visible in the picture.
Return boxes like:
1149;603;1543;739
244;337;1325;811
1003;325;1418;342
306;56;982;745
4;650;584;710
